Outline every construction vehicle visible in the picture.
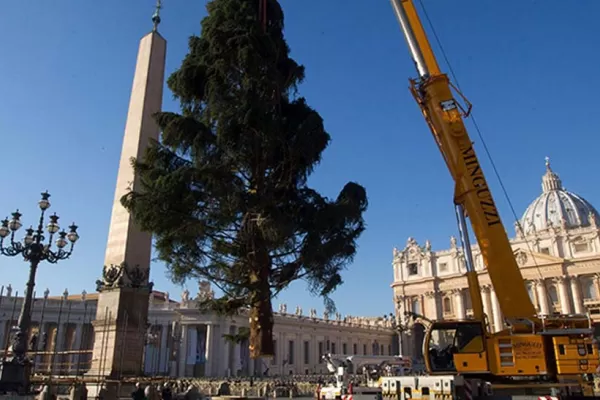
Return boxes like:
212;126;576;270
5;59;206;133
318;354;412;400
319;353;488;400
389;0;599;389
379;374;488;400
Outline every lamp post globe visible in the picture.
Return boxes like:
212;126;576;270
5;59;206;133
0;191;79;394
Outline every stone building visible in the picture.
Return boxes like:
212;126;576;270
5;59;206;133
0;282;395;378
391;159;600;361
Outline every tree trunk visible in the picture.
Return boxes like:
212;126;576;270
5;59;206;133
244;210;275;359
249;259;275;359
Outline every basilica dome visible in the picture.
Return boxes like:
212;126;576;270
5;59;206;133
520;158;600;235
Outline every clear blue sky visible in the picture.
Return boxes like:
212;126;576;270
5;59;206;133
1;1;599;317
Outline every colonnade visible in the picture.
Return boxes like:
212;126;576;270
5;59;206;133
0;319;93;374
153;323;394;377
0;289;397;378
401;274;598;330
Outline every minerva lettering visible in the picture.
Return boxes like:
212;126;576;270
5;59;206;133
514;341;543;350
513;341;544;359
461;145;501;226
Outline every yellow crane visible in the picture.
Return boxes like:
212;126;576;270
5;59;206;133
390;0;599;384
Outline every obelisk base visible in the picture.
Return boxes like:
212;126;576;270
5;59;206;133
86;287;150;380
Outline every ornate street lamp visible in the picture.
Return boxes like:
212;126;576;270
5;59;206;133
387;301;429;358
0;191;79;393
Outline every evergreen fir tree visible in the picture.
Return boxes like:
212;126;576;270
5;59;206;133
122;0;368;358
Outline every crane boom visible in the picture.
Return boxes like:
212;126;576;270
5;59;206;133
390;0;536;320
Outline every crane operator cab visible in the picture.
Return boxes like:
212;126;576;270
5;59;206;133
424;321;489;374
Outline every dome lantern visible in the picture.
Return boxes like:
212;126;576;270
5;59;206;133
541;157;563;193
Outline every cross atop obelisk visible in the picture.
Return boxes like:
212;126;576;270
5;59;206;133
152;0;162;32
88;1;167;384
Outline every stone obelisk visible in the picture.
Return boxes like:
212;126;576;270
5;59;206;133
88;2;166;380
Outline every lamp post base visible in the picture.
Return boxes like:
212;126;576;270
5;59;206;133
0;358;32;395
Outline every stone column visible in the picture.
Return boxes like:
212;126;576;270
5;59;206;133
407;297;413;315
204;324;212;377
535;279;550;315
529;281;540;311
453;289;466;320
187;326;198;376
71;323;84;374
481;285;493;327
159;324;168;374
233;338;241;376
593;274;600;299
570;276;584;314
296;332;302;373
177;327;187;377
313;335;320;370
143;342;152;375
425;291;439;320
54;323;68;374
55;323;67;352
221;324;231;376
169;322;178;377
279;332;285;374
395;295;406;355
0;319;6;357
555;276;572;314
491;290;503;332
248;341;255;376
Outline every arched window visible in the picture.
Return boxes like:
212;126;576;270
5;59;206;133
443;297;452;314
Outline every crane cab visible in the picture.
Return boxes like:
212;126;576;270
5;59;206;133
424;321;490;375
424;319;600;379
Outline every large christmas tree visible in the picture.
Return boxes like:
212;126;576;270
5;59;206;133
122;0;368;358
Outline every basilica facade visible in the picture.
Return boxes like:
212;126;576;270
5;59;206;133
391;159;600;361
0;283;395;378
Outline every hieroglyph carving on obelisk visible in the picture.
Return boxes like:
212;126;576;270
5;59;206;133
88;1;166;379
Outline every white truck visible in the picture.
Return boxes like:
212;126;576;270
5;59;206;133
317;354;412;400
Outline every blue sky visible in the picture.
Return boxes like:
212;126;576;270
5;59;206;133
1;1;598;317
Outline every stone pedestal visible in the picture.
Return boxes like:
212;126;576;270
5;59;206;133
86;286;150;379
85;382;118;400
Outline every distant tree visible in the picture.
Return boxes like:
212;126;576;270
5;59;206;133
121;0;367;358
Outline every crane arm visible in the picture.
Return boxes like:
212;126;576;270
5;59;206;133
391;0;536;321
390;0;440;77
